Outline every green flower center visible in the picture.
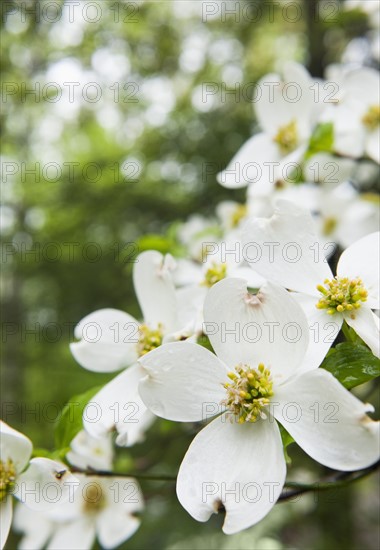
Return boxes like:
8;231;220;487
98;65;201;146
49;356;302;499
82;483;106;514
316;277;368;314
362;105;380;131
273;120;298;154
0;459;16;501
137;324;163;356
202;262;227;288
231;204;248;228
222;363;274;423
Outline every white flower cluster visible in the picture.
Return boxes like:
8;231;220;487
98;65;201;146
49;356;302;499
3;59;380;547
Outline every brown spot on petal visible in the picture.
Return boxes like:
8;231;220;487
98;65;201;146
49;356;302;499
360;414;373;425
244;292;264;306
214;499;226;514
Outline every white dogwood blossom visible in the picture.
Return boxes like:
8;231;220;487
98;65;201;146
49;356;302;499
137;280;380;534
322;67;380;163
66;430;113;472
242;201;380;365
71;250;198;446
0;421;78;549
217;62;322;193
14;431;142;550
14;475;143;550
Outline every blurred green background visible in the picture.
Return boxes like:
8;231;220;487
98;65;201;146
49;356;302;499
1;1;379;548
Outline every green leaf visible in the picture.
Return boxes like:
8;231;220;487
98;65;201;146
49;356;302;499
196;333;215;354
279;425;294;465
305;122;334;159
320;342;380;389
137;233;185;257
32;447;70;463
54;385;103;450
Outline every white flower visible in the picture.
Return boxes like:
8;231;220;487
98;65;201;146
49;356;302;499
177;214;221;262
137;280;379;534
70;250;179;373
279;181;380;249
322;67;380;163
217;62;320;193
71;250;195;447
0;421;78;549
66;430;113;472
14;475;144;550
242;200;380;365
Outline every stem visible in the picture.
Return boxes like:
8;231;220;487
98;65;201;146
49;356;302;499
279;459;380;501
341;321;355;342
304;0;326;78
70;467;176;482
71;460;380;499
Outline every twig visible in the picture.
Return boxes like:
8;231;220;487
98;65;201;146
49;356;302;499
279;459;380;501
70;460;380;500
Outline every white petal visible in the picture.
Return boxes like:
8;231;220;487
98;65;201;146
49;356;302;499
96;479;143;549
13;503;54;550
14;458;79;512
133;250;178;333
326;102;366;158
291;293;343;370
172;258;203;286
139;342;228;422
274;369;380;470
344;307;380;358
47;519;95;550
0;421;32;474
175;284;207;336
97;508;140;549
204;278;309;382
229;265;266;289
83;365;155;447
366;130;380;164
337;232;380;308
275;145;307;186
303;153;355;186
342;67;380;106
217;134;281;192
256;69;313;141
0;498;12;550
242;199;333;295
102;478;144;515
177;415;286;535
66;430;113;471
70;309;139;372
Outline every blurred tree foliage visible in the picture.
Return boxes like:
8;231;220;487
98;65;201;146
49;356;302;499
1;1;379;548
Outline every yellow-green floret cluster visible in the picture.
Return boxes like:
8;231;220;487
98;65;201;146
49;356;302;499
0;459;16;502
231;204;248;228
83;483;106;514
202;262;227;288
362;105;380;131
222;363;274;423
273;120;298;154
316;277;368;314
137;324;163;356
